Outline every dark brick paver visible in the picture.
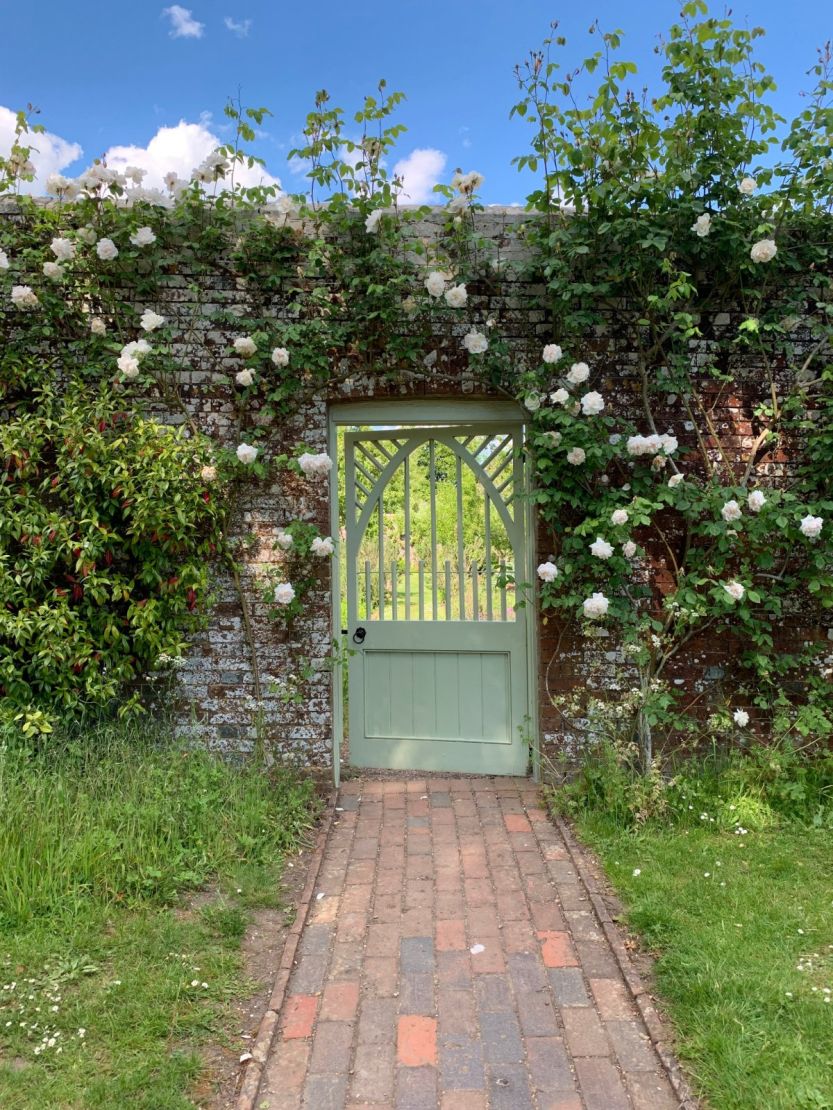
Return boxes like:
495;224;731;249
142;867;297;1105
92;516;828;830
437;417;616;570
257;777;682;1108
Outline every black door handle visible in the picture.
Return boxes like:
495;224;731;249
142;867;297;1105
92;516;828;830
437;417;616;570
352;627;367;644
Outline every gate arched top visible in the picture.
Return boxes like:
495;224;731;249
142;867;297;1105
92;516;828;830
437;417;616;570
346;424;521;548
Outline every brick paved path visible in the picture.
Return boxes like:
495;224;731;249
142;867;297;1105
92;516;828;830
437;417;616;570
257;777;682;1109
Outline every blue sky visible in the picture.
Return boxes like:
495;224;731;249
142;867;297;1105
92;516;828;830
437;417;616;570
2;1;830;202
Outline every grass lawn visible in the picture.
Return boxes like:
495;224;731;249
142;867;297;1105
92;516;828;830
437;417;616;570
0;725;318;1109
577;816;833;1110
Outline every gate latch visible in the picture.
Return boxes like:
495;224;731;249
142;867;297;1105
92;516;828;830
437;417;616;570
352;626;367;644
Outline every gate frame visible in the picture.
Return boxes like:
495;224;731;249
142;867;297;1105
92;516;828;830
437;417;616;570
327;398;540;787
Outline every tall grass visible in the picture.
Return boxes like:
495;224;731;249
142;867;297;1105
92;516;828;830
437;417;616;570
0;719;317;925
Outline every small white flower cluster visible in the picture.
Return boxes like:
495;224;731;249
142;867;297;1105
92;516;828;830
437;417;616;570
11;284;39;309
583;592;610;619
626;433;678;457
274;582;295;605
271;346;290;367
96;237;119;261
450;170;484;200
236;368;255;387
234;336;258;357
140;309;165;332
537;561;558;583
117;338;151;379
311;536;335;557
800;514;823;540
298;452;333;478
723;580;745;602
130;226;157;247
590;537;613;560
236;443;258;465
365;208;385;233
462;330;489;355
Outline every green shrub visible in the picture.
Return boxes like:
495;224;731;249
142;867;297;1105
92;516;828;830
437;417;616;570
0;388;223;735
552;738;833;830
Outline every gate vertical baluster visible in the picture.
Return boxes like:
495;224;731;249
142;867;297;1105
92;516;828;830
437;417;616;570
445;561;452;621
429;440;438;621
391;561;398;620
484;489;493;621
500;560;508;621
418;560;425;620
404;454;411;621
364;560;371;621
472;562;480;621
456;453;466;620
377;496;385;621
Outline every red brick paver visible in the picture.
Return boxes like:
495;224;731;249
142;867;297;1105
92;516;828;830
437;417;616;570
256;777;683;1108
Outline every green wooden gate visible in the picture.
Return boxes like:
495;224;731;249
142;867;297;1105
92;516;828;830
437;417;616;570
344;422;529;775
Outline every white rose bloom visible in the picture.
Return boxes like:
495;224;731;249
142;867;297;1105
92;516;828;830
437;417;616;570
462;330;489;355
200;465;217;482
236;443;258;465
550;388;569;405
721;500;742;523
0;249;8;269
668;473;684;488
50;237;76;261
275;531;294;550
444;283;468;308
524;393;543;412
96;238;119;261
581;391;605;416
609;433;621;445
140;309;165;331
45;173;71;195
723;580;745;602
235;368;255;387
274;582;295;605
660;434;678;455
590;537;613;560
537;561;558;583
566;361;590;385
739;177;757;195
611;509;629;526
365;209;384;233
622;541;637;558
583;592;610;619
692;213;712;237
234;336;257;357
42;260;64;280
542;344;563;365
452;170;484;195
130;226;157;247
545;431;562;446
77;227;97;245
121;338;151;360
750;238;777;263
733;708;750;727
799;514;823;539
117;355;140;379
298;451;334;477
90;317;107;335
311;536;335;557
125;165;146;185
11;285;39;309
747;490;766;512
271;346;290;367
566;447;586;465
424;271;446;298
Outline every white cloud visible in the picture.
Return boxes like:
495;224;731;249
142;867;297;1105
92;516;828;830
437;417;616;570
103;118;281;190
224;16;252;36
0;106;82;192
163;5;205;38
393;148;446;203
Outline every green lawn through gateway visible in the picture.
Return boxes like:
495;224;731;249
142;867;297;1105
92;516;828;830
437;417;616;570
575;817;833;1110
0;724;318;1109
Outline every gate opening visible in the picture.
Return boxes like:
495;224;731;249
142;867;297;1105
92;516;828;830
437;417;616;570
329;402;536;779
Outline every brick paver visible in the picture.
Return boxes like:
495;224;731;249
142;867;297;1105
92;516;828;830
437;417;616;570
257;777;682;1108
